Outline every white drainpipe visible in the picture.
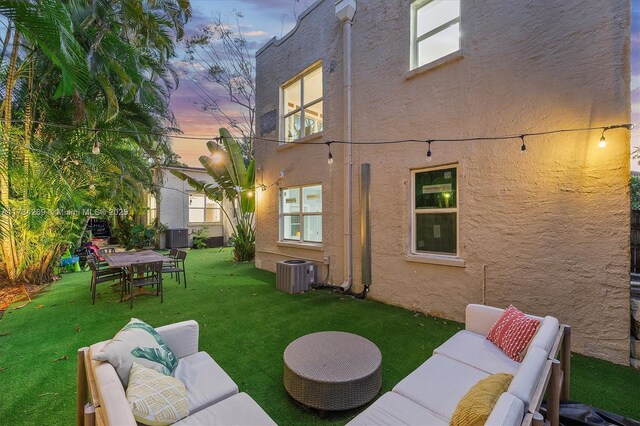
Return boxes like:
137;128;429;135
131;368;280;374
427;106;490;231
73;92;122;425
335;0;356;290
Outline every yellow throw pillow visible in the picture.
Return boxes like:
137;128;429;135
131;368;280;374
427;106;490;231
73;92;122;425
450;373;513;426
126;363;189;426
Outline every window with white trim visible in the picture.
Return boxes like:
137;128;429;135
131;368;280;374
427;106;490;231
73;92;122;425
412;166;457;255
188;193;221;224
410;0;460;69
280;185;322;243
281;65;323;142
147;193;157;225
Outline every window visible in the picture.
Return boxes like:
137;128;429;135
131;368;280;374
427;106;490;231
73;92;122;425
412;166;457;255
147;193;157;225
188;193;221;224
281;65;323;142
280;185;322;243
410;0;460;69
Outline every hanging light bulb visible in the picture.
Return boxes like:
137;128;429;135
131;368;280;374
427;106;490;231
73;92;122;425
89;183;95;190
426;140;433;162
211;137;223;163
247;190;254;198
327;142;334;165
598;129;607;148
92;138;100;155
520;135;526;154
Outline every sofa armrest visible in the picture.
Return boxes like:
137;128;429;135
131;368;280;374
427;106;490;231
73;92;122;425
156;320;199;359
465;304;504;336
485;393;524;426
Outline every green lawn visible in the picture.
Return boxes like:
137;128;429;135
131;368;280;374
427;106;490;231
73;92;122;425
0;248;638;425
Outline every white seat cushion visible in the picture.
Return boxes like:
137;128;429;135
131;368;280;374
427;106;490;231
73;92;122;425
485;393;525;426
392;354;489;420
346;392;448;426
529;316;560;355
434;330;520;375
172;352;238;414
173;392;276;426
507;347;548;412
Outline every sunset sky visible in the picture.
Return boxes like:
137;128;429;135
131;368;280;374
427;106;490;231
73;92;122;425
169;0;640;168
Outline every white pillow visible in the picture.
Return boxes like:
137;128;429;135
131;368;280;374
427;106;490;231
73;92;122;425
127;363;189;426
93;318;178;385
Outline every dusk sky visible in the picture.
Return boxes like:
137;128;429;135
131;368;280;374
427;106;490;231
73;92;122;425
170;0;640;168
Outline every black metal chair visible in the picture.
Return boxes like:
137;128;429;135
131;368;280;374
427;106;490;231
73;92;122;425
123;261;164;308
162;250;187;288
88;258;124;304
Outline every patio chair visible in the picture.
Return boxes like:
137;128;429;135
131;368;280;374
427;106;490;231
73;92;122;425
161;250;187;288
123;261;164;308
87;258;124;305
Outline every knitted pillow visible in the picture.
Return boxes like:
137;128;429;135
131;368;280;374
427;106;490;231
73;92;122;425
486;305;540;362
450;373;514;426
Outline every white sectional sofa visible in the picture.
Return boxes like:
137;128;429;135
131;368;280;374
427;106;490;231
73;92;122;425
348;304;570;426
77;320;275;426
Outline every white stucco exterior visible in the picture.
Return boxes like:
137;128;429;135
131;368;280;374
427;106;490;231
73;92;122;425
255;0;631;364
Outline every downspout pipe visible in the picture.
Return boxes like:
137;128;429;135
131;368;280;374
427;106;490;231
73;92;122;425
335;0;356;291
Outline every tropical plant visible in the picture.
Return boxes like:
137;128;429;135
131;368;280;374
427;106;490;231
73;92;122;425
171;128;255;262
192;227;209;249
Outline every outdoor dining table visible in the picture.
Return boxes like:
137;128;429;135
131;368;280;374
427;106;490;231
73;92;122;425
103;250;172;300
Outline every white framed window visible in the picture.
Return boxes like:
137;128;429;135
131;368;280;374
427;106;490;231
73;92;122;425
280;65;323;142
411;165;458;256
410;0;460;69
147;193;157;225
280;184;322;243
188;193;221;224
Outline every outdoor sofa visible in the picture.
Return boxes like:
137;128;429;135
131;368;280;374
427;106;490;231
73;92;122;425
76;320;275;425
347;304;571;426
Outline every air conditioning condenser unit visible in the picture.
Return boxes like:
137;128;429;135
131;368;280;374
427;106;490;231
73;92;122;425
276;260;317;294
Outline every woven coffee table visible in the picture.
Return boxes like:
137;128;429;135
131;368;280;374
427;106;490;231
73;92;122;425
283;331;382;413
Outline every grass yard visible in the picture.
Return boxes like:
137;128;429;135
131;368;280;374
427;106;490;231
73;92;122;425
0;248;639;425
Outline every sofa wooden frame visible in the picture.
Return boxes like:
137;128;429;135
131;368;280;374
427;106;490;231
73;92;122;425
521;325;571;426
76;347;107;426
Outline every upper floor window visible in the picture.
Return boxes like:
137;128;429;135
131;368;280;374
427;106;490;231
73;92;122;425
410;0;460;69
281;65;323;142
412;166;458;256
147;193;157;225
189;193;221;224
280;184;322;243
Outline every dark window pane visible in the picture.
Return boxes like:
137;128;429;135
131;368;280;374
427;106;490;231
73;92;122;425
415;168;456;209
416;213;456;254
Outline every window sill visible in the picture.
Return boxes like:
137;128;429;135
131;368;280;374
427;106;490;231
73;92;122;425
277;241;324;251
188;223;222;226
405;49;463;80
405;253;466;268
277;132;324;152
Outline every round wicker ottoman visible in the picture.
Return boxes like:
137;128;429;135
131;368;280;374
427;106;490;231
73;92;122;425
283;331;382;413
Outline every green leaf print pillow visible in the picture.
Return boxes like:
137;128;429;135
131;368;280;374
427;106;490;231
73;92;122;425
93;318;178;386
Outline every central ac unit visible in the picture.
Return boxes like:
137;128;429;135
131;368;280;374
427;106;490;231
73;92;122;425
276;260;317;294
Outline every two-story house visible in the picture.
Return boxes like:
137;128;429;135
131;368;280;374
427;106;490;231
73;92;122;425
254;0;631;364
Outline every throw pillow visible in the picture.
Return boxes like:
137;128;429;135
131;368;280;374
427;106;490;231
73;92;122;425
486;305;541;362
93;318;178;386
127;363;189;426
450;373;513;426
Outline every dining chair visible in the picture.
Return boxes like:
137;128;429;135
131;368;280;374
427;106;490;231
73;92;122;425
87;258;124;304
124;261;164;308
161;250;187;288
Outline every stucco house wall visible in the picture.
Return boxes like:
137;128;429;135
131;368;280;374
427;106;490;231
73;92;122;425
254;0;631;364
151;166;233;246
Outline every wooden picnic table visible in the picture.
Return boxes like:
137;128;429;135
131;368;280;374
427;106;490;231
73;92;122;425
103;250;172;268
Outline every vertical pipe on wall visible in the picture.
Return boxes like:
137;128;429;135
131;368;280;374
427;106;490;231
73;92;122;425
360;163;371;288
335;0;357;290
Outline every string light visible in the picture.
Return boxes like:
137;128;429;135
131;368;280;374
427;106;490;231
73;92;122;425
520;135;526;154
599;129;607;148
327;142;334;165
426;140;433;162
210;137;223;163
91;133;100;155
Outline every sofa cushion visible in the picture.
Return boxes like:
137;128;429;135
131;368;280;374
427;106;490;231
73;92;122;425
173;392;276;426
507;346;548;412
126;363;189;426
450;373;513;426
93;318;178;386
346;392;448;426
434;330;520;375
465;304;543;337
487;305;541;362
485;393;525;426
392;354;489;420
172;351;239;414
529;316;560;355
